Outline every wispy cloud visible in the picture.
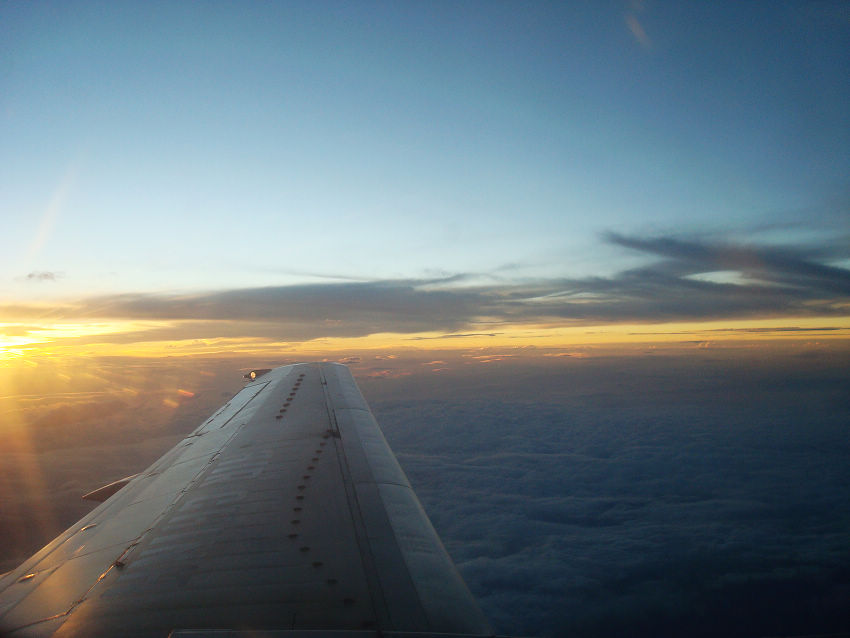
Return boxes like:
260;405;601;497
408;333;501;341
629;326;844;336
625;14;651;48
22;271;63;282
625;1;652;49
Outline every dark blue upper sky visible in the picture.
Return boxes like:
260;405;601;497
1;1;848;300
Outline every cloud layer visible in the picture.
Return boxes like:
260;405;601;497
5;233;849;344
363;351;850;637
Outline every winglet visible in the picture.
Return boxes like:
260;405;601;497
82;474;139;502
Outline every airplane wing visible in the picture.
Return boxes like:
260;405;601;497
0;363;492;637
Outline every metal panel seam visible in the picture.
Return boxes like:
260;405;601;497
318;363;390;629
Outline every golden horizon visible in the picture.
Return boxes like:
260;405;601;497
1;315;849;364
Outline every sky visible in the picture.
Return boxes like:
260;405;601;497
1;1;849;358
1;3;849;636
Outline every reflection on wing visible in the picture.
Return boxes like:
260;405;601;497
81;475;139;503
0;363;492;637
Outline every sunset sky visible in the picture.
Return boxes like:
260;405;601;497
1;1;848;361
2;4;850;636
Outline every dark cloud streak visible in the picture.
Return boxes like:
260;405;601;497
605;232;850;294
3;234;848;341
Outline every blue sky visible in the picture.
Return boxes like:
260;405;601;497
1;2;848;322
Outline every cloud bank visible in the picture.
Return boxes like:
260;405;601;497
1;348;849;636
364;352;850;637
5;234;849;344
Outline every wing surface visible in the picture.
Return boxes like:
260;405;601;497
0;363;492;637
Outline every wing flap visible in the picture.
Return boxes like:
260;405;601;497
323;364;490;634
81;474;139;502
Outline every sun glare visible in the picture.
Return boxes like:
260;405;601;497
2;316;849;365
0;321;167;364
